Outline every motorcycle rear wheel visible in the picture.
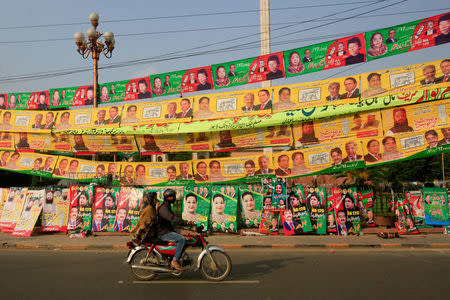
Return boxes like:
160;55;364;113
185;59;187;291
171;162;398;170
200;250;232;281
129;249;158;281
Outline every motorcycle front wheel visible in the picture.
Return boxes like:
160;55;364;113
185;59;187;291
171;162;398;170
200;250;232;281
129;249;158;281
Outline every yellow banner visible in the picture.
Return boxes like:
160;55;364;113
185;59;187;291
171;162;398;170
210;125;292;150
135;133;212;153
194;87;272;120
0;110;57;133
381;98;450;135
0;132;14;150
53;107;123;133
69;134;137;153
52;156;103;180
118;161;192;185
360;58;449;99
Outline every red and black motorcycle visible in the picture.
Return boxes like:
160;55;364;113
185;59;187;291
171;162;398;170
125;225;232;281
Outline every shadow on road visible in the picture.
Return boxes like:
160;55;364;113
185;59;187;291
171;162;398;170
229;256;305;280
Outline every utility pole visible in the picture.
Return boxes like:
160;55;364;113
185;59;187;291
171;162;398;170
260;0;271;88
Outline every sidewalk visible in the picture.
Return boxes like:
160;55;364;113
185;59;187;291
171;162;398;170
1;231;449;250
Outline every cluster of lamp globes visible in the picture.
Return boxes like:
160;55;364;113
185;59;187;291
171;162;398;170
74;13;115;55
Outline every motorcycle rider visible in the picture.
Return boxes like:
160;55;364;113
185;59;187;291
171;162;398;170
157;189;192;270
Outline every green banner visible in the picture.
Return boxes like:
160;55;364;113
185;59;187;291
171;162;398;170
210;185;238;232
238;184;263;228
98;80;128;104
211;57;255;89
423;187;450;225
365;12;449;62
290;185;313;234
305;186;326;235
49;87;77;109
283;33;366;78
9;92;32;110
182;185;211;227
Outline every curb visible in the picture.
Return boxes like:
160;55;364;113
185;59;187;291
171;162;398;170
1;243;450;250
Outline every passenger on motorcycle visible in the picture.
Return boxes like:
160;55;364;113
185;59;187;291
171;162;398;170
130;191;160;244
157;189;193;270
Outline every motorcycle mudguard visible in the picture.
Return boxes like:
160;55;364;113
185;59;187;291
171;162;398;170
196;246;227;269
125;246;148;263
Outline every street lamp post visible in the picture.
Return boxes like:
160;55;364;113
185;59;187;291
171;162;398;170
74;13;115;108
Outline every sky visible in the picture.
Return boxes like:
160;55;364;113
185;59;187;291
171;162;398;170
0;0;449;96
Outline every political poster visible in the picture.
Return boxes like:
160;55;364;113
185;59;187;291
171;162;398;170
305;187;326;235
358;189;375;227
394;199;419;234
53;107;122;133
212;52;285;90
71;85;95;107
423;187;450;225
99;78;146;104
405;190;426;227
12;189;44;236
365;12;450;62
1;187;28;233
122;187;144;232
7;92;32;110
272;178;287;209
283;33;366;78
210;185;238;232
136;132;212;153
16;132;69;153
49;86;78;109
119;161;191;186
0;188;8;217
0;110;34;132
150;70;186;98
193;155;263;183
0;94;8;109
238;184;263;228
260;210;281;235
27;91;49;110
182;185;211;228
92;187;117;232
332;187;361;235
68;185;93;231
1;151;56;178
0;132;14;150
180;66;214;94
262;178;275;209
211;125;292;151
0;187;22;231
69;134;138;153
326;194;337;234
287;185;313;234
41;188;70;232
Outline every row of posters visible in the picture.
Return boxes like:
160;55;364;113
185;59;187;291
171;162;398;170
2;95;450;156
1;126;450;185
0;58;448;135
1;12;448;109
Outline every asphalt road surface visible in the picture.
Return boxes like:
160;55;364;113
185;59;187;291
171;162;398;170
1;248;449;300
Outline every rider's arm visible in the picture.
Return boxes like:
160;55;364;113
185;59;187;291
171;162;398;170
158;204;186;225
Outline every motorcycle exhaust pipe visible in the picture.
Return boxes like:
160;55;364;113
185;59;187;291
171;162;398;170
131;265;171;273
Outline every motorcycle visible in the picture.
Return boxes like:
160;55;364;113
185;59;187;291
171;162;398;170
125;225;232;281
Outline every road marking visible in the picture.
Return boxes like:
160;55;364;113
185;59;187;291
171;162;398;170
129;280;260;284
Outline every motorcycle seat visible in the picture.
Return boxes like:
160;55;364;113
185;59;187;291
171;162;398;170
143;237;170;246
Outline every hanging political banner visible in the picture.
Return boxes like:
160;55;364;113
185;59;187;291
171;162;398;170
41;188;70;233
238;184;263;229
179;66;214;94
99;78;151;104
68;185;93;231
119;161;191;186
72;85;95;107
69;134;137;153
149;70;186;98
211;125;292;151
305;187;326;235
49;86;77;109
12;189;44;237
423;187;450;225
136;132;212;153
405;190;426;227
283;33;366;78
365;12;450;62
0;188;8;217
0;132;14;150
210;185;238;232
53;107;123;133
52;156;105;182
193;154;264;184
7;92;32;110
0;110;33;132
287;185;313;234
0;94;8;109
0;151;57;178
182;185;211;228
27;91;49;110
381;99;450;136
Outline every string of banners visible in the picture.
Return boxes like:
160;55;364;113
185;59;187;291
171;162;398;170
0;58;449;137
0;12;448;110
1;94;450;155
0;186;448;236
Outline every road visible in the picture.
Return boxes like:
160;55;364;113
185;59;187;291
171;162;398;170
1;248;449;299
